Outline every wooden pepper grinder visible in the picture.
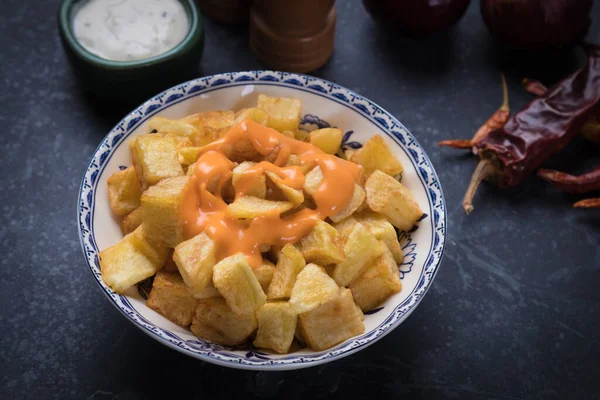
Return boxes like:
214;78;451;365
250;0;336;73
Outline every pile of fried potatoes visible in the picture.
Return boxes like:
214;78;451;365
99;94;423;353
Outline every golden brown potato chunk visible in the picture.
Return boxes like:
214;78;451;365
350;246;402;312
212;253;267;316
332;223;386;287
173;231;217;298
309;128;343;155
349;135;403;178
267;244;306;300
289;263;339;314
253;259;276;293
120;206;144;235
99;225;168;293
148;116;199;137
191;297;257;346
232;162;267;199
132;134;183;190
140;175;189;247
300;220;345;265
299;288;364;351
234;108;269;126
180;110;234;145
226;196;293;219
356;210;403;264
107;167;142;216
253;302;298;354
147;271;197;327
330;184;365;223
257;94;302;132
365;170;423;232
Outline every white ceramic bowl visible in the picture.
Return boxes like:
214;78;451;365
78;71;447;370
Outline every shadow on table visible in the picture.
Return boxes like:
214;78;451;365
483;41;584;88
363;23;458;79
96;318;442;400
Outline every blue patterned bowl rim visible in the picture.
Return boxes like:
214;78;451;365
77;70;447;370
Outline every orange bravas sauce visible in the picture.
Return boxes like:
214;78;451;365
181;119;359;268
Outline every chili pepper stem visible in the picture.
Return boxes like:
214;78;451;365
438;139;473;149
500;73;509;112
463;160;494;214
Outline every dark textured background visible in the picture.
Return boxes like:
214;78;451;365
1;1;600;399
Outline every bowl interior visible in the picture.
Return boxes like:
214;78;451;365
79;72;446;370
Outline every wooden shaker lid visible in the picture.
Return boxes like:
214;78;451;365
250;0;336;72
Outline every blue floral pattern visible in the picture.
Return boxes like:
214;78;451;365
77;71;446;369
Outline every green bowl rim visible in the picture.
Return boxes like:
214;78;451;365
58;0;203;70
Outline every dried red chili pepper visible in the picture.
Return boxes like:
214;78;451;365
439;74;509;152
573;198;600;208
522;78;600;143
462;45;600;213
537;166;600;194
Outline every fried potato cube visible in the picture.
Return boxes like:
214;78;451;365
344;149;356;161
132;134;184;190
357;210;403;264
309;128;343;155
121;206;144;235
128;224;170;266
300;220;345;265
294;129;310;142
162;249;178;272
163;132;194;150
186;162;196;176
332;223;386;287
178;147;202;165
173;231;217;297
253;302;298;354
148;116;199;137
213;253;267;316
303;165;323;196
141;175;190;247
350;246;401;312
191;297;257;346
180;111;235;145
234;107;269;126
107;167;142;216
265;171;304;205
257;94;302;132
232;162;267;199
349;135;403;178
254;259;276;293
299;288;365;351
226;196;293;219
194;282;222;299
333;216;358;241
285;154;302;167
267;244;306;300
99;225;168;293
289;264;339;314
301;221;343;261
146;271;197;327
365;170;423;232
330;184;365;223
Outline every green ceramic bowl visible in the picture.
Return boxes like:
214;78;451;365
58;0;204;105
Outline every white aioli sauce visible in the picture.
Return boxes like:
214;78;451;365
73;0;189;62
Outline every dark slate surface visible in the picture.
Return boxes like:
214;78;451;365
1;1;599;399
